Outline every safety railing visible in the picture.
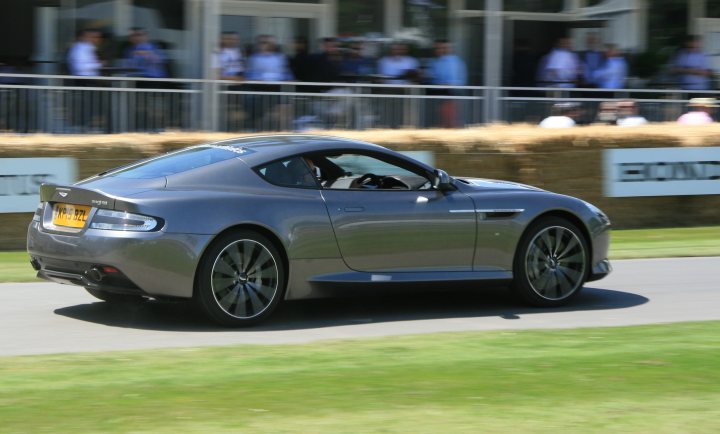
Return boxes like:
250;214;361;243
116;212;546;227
1;73;720;133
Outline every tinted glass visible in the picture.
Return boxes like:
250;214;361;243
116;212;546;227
109;146;244;179
256;156;318;188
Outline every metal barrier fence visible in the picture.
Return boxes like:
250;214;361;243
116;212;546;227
1;73;719;133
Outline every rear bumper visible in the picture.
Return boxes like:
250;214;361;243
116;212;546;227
27;221;212;298
31;256;147;296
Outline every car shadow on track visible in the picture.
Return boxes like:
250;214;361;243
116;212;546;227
54;285;649;332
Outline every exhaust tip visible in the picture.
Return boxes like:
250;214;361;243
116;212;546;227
86;267;104;282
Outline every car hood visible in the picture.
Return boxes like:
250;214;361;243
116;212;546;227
455;177;544;192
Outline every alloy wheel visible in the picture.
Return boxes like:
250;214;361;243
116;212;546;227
210;239;279;319
525;225;586;300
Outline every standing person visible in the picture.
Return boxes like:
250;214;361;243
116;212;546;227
677;97;717;125
542;36;581;88
593;44;627;89
377;42;420;84
212;31;244;81
67;29;103;77
428;39;467;128
672;36;714;90
67;29;106;132
511;38;537;87
245;35;293;82
212;31;245;131
580;32;604;87
124;28;167;79
245;35;294;130
310;37;343;84
289;36;313;82
341;41;375;81
377;42;420;128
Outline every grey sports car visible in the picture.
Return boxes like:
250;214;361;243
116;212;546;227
27;135;611;326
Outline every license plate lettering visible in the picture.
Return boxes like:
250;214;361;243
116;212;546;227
52;203;91;228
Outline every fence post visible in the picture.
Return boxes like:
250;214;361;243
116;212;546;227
483;0;502;124
201;80;219;131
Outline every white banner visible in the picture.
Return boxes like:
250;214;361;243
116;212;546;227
604;147;720;197
0;158;77;213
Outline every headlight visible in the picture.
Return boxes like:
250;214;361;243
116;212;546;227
90;209;160;231
32;203;43;222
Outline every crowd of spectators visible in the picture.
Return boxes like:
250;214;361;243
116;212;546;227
3;26;720;131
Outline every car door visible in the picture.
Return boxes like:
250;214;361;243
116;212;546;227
316;151;476;273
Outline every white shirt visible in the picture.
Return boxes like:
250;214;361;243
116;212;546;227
67;41;102;76
378;55;419;84
544;48;580;87
213;48;244;78
539;116;576;128
617;116;648;127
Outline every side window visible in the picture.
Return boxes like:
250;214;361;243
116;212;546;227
316;153;431;190
256;156;318;188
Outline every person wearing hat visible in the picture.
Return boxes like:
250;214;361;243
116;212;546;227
677;97;718;125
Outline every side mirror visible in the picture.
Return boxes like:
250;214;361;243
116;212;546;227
432;169;454;191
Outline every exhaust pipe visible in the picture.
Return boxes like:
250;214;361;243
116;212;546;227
86;267;105;282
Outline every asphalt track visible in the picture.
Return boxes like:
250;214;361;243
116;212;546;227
1;257;718;356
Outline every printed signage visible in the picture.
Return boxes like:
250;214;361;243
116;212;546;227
0;158;77;212
604;147;720;197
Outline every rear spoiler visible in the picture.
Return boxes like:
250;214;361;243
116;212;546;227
40;184;116;209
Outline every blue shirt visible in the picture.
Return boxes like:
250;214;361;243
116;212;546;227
429;55;467;86
124;42;167;78
593;56;627;89
673;50;713;90
583;50;605;85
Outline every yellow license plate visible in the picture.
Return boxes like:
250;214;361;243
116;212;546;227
52;203;91;228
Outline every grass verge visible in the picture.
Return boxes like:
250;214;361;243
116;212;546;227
610;226;720;259
4;226;719;283
1;322;719;433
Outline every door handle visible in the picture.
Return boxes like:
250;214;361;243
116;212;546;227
343;206;365;212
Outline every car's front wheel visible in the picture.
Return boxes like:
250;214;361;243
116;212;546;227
195;230;286;326
512;217;589;307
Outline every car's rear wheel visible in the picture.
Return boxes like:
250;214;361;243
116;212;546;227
195;230;286;326
512;217;589;307
84;288;145;303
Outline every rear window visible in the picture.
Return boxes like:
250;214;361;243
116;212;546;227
108;146;250;179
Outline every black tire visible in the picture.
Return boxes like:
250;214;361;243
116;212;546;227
512;216;589;307
85;288;146;303
194;230;286;327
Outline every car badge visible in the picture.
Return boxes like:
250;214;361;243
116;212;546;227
58;192;68;198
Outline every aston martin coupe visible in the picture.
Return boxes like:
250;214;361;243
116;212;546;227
27;135;611;326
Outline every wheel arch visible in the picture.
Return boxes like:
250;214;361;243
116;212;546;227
523;209;593;264
193;223;290;297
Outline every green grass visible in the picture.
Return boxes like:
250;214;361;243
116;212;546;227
611;226;720;259
0;251;36;283
5;226;720;283
1;322;719;433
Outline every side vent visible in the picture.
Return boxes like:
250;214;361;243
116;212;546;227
476;209;524;220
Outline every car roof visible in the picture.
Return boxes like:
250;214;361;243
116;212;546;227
204;134;434;171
